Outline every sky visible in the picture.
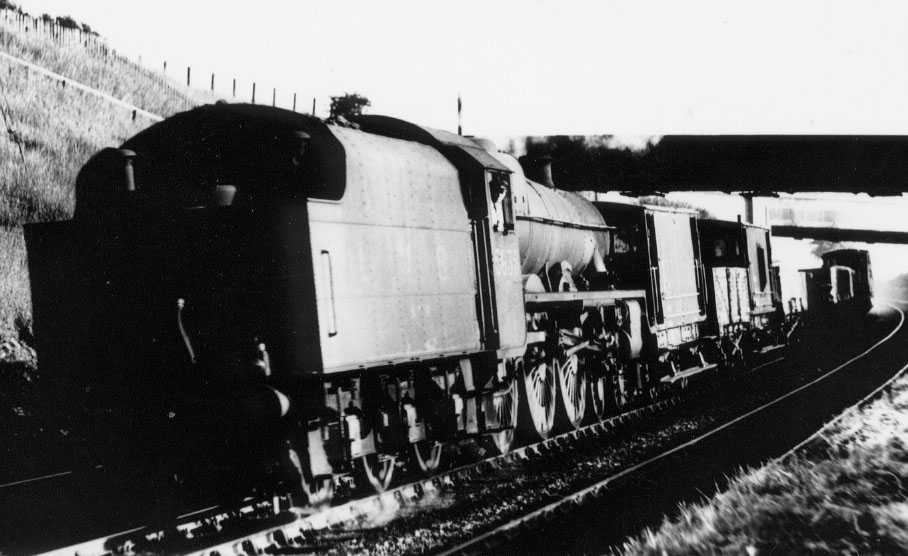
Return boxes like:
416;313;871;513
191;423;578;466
14;0;908;137
12;0;908;296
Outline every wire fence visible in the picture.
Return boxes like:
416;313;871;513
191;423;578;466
1;8;200;112
0;6;317;121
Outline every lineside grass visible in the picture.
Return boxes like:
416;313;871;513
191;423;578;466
0;226;28;339
618;375;908;555
0;8;214;116
0;11;210;338
0;59;150;337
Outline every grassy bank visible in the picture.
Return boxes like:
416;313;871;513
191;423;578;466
0;8;211;117
618;373;908;555
0;6;211;338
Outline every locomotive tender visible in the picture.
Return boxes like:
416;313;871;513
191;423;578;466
26;104;790;504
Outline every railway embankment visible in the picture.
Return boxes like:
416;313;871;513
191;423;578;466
619;350;908;555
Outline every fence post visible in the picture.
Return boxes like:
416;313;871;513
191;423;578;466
312;97;316;116
232;78;236;98
211;73;215;91
293;93;297;112
272;88;276;107
186;66;191;87
252;82;256;104
163;60;167;74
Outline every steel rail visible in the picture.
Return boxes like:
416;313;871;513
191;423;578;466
184;397;682;556
0;465;104;490
40;395;683;556
437;303;906;556
0;470;72;489
773;298;908;462
37;339;798;556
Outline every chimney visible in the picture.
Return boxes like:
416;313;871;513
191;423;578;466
519;154;555;188
117;149;136;192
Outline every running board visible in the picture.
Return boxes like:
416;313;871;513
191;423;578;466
661;363;719;384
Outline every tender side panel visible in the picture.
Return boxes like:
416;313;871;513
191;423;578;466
307;127;481;372
746;226;774;315
651;211;704;329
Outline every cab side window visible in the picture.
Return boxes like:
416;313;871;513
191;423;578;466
489;172;514;233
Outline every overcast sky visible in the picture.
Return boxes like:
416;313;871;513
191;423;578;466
15;0;908;137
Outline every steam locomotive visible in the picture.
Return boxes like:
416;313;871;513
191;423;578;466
26;104;801;505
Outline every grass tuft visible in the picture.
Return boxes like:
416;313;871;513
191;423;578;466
618;378;908;556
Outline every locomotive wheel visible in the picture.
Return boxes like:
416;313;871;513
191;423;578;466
359;453;397;493
555;351;588;429
589;363;609;420
520;347;557;439
489;370;519;454
285;439;335;507
302;476;335;508
611;366;629;412
411;441;444;474
644;367;663;402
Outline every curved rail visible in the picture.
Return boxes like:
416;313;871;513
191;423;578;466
773;298;908;462
41;311;883;556
39;395;683;556
438;303;906;556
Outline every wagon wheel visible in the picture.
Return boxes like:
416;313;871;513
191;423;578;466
520;346;557;439
488;369;519;454
359;453;397;493
555;349;588;429
411;441;443;474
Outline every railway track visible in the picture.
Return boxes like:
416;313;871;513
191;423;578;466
33;306;903;556
39;394;680;556
36;362;786;555
457;302;908;555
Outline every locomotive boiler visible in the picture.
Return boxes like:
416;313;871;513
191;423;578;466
26;104;789;506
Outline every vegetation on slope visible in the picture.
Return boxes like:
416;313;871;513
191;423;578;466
0;3;218;476
619;373;908;555
0;5;211;339
1;7;210;116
